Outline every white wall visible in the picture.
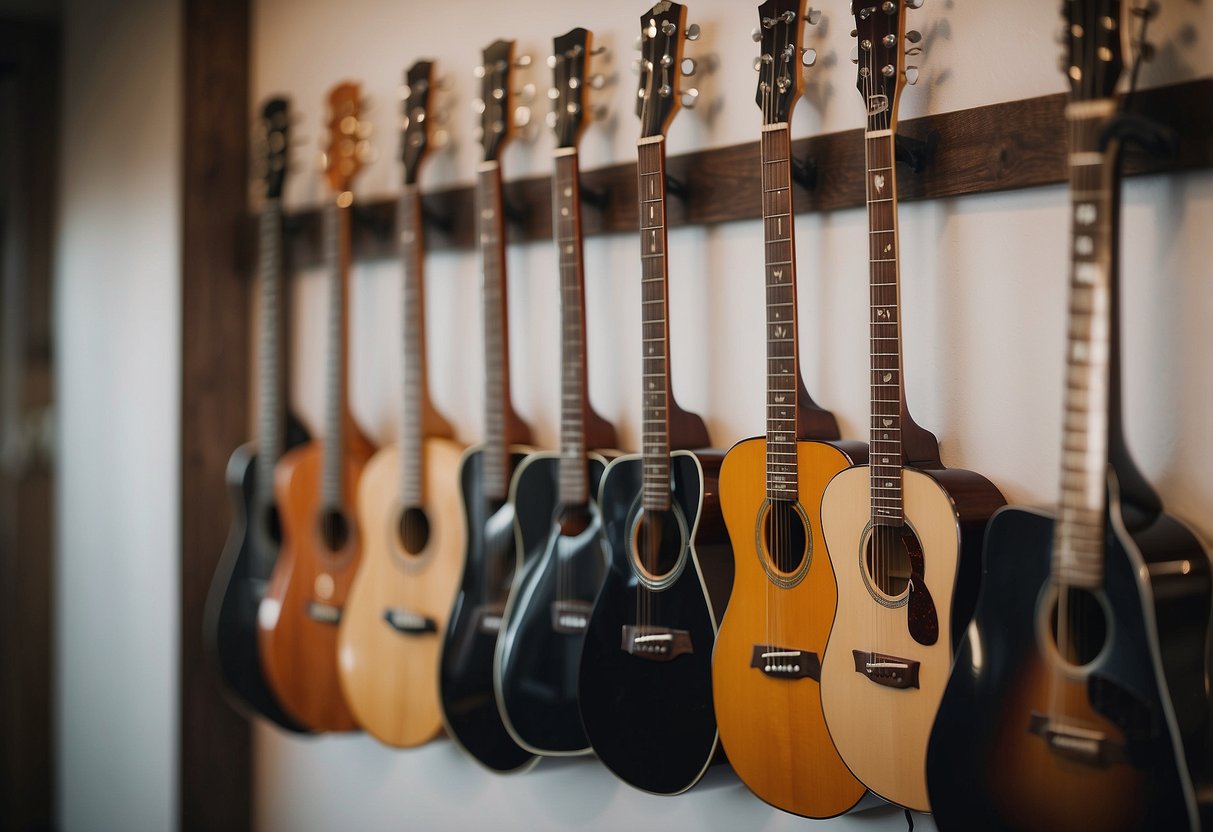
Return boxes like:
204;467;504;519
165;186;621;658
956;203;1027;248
250;1;1213;830
54;0;181;830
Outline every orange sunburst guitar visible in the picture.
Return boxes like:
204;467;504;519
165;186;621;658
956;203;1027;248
711;0;869;819
257;82;375;732
336;60;466;748
816;1;1006;813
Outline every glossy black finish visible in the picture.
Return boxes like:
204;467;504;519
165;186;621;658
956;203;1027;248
203;415;309;733
494;453;611;755
579;450;734;794
926;502;1211;830
439;447;535;773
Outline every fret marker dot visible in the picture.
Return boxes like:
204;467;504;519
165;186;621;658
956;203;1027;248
1075;236;1094;255
884;244;892;254
482;209;494;219
886;481;894;488
564;187;572;197
883;433;889;439
874;174;885;191
561;207;569;216
565;245;573;254
882;457;889;464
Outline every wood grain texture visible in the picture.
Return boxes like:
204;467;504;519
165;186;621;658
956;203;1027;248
818;466;967;813
268;78;1213;267
337;438;466;748
179;1;252;829
259;438;372;731
713;437;868;819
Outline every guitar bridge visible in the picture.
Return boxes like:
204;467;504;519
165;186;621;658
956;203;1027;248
852;649;920;689
750;645;820;680
306;602;342;625
550;600;592;634
1028;712;1127;765
382;608;437;635
621;626;692;661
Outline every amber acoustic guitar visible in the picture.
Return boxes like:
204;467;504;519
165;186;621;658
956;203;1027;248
711;0;869;818
816;1;1005;812
258;82;375;732
335;61;464;748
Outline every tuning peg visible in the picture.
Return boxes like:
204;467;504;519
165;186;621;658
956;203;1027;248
906;0;924;7
514;106;532;128
906;30;922;44
680;57;697;76
752;56;762;71
547;86;560;100
474;65;486;79
1132;0;1159;18
516;83;536;103
685;23;701;41
751;27;762;42
802;48;818;67
591;46;608;57
546;55;558;69
514;54;533;68
590;104;610;122
472;98;486;114
680;87;699;109
905;66;920;85
588;73;609;90
431;129;451;149
850;45;859;64
906;47;924;56
807;7;822;25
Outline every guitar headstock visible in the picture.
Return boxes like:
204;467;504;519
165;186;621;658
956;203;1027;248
400;60;436;185
1061;0;1136;102
257;96;291;200
476;39;523;163
754;0;819;125
851;0;923;133
549;28;596;149
636;1;697;139
323;82;369;194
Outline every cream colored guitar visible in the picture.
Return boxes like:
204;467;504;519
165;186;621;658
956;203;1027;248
817;3;1004;813
336;61;464;748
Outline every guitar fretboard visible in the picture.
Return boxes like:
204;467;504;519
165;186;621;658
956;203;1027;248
760;124;799;502
254;198;285;515
637;138;672;513
554;150;590;507
320;200;349;510
1052;102;1117;589
399;185;426;508
477;163;512;501
865;132;905;528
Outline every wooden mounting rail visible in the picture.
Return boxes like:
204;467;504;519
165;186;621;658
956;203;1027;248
264;77;1211;270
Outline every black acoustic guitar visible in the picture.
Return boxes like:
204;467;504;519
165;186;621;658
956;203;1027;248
578;2;733;795
203;97;310;733
492;27;619;759
925;3;1212;829
439;39;537;773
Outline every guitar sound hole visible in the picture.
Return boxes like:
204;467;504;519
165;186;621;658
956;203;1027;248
631;509;682;581
865;524;915;598
762;499;808;575
319;508;350;552
1049;587;1107;668
397;507;430;556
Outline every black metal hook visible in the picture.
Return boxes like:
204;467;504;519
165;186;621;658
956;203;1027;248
894;130;939;174
1101;112;1178;160
579;180;610;210
665;175;689;200
791;155;818;191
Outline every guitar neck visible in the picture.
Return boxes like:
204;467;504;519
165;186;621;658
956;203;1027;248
1052;99;1119;589
399;184;427;508
761;123;800;503
321;198;352;510
637;137;674;513
477;162;513;501
865;131;906;528
254;197;286;508
554;150;591;507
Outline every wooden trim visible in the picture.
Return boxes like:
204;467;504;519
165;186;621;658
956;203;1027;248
274;77;1213;268
180;1;252;831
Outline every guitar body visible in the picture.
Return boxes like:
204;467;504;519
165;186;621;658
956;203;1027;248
203;416;309;733
336;437;465;747
258;439;371;731
439;446;536;772
820;464;1002;811
494;451;611;756
713;437;867;816
579;449;732;794
926;497;1211;831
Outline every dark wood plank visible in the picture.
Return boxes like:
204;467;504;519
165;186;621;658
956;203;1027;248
0;18;59;832
273;77;1212;268
180;2;252;830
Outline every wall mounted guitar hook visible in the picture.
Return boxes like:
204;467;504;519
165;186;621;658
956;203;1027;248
894;130;939;174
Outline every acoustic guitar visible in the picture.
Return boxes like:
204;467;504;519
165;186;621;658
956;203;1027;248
816;1;1006;812
438;39;538;772
204;97;310;733
257;82;375;732
711;0;870;817
926;3;1213;829
493;27;622;760
578;3;733;794
336;61;464;749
